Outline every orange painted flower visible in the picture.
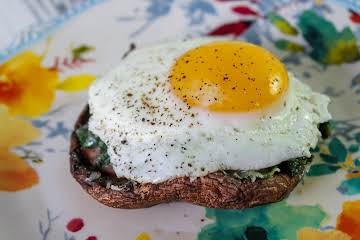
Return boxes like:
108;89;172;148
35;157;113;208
0;51;59;117
337;200;360;240
297;228;351;240
0;106;40;191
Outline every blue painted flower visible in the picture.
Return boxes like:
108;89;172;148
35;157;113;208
130;0;174;37
183;0;216;25
47;121;71;139
338;178;360;195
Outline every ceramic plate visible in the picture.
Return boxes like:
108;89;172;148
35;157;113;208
1;0;360;239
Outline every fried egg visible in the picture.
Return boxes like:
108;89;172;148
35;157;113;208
88;38;331;183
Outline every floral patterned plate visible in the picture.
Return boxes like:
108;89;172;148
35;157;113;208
1;0;360;239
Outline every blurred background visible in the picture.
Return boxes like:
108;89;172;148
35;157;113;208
0;0;86;50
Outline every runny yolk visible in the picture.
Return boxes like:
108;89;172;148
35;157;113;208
169;41;289;112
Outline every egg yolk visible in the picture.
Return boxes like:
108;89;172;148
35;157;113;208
169;41;289;112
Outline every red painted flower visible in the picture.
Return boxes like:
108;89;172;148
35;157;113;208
208;20;254;37
66;218;84;232
86;236;97;240
232;6;258;16
350;10;360;24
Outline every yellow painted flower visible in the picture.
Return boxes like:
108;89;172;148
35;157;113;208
343;155;360;179
0;50;97;117
0;51;59;117
135;232;151;240
57;75;96;92
0;106;40;191
297;227;351;240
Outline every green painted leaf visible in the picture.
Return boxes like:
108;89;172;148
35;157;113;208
337;178;360;195
267;12;298;35
356;132;360;143
319;153;338;164
329;120;337;129
329;137;347;162
311;145;320;153
298;10;360;64
199;201;326;240
348;144;359;153
71;44;95;60
354;159;360;166
307;164;340;176
274;39;305;52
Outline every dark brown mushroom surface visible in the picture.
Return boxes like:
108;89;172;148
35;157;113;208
70;106;301;209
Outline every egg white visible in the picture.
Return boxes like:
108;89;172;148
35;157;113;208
88;38;331;183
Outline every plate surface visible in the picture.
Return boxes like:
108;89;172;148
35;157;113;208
0;0;360;239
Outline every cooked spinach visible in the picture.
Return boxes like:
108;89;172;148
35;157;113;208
281;156;313;176
225;166;280;182
226;156;313;181
76;125;110;166
76;126;313;180
319;121;331;139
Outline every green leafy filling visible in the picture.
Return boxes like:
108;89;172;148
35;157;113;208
225;156;313;181
281;156;313;177
75;126;314;180
76;125;110;166
318;121;331;139
225;166;280;182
